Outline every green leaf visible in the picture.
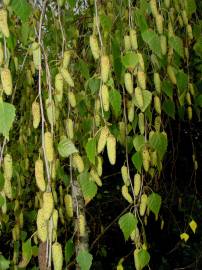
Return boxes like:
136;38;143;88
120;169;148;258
134;8;148;32
57;136;78;158
18;239;32;268
85;138;96;165
112;38;122;82
185;0;196;17
168;36;184;58
176;70;188;95
0;255;10;270
100;14;112;33
149;132;168;159
133;90;152;112
0;194;5;207
88;78;100;94
133;135;145;152
118;213;138;240
0;99;16;139
132;152;142;173
78;171;97;200
142;30;161;57
147;193;162;218
193;37;202;58
122;52;139;69
136;249;150;269
76;59;90;80
109;88;122;118
76;250;93;270
195;94;202;107
11;0;32;22
65;239;74;264
68;0;76;8
162;99;175;119
162;80;173;98
0;171;5;190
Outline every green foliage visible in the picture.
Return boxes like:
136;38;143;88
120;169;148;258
76;250;93;270
0;98;15;139
118;213;138;240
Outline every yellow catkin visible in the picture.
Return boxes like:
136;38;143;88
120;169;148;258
46;98;56;126
154;73;161;94
124;72;133;95
138;112;145;135
155;14;164;34
64;194;73;218
66;118;74;139
150;0;158;17
142;148;150;172
59;207;65;224
90;168;102;186
107;134;116;165
32;101;40;129
186;92;192;105
129;28;138;50
89;35;100;60
32;42;41;70
119;121;126;145
134;248;141;270
44;131;54;162
135;87;144;108
97;126;109;154
62;50;71;68
35;159;46;192
101;84;109;112
68;91;76;108
101;55;110;83
154;95;161;114
182;10;188;26
3;153;12;180
60;68;74;87
121;185;133;204
121;165;130;186
72;153;84;173
52;209;58;231
134;174;141;196
186;24;193;40
55;73;63;103
154;116;161;132
78;214;86;237
160;35;167;55
139;194;148;216
137;70;146;90
137;53;145;71
127;101;134;122
151;151;158;167
0;42;4;65
42;192;54;220
37;208;48;242
52;242;63;270
167;65;177;85
124;35;131;51
189;83;195;96
164;0;170;8
96;156;103;177
187;106;192;120
0;9;9;37
1;67;12;95
3;176;12;199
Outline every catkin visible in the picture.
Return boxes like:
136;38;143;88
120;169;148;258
97;126;109;154
52;242;63;270
64;194;73;218
129;28;138;50
60;68;74;87
35;159;46;192
121;165;130;186
107;134;116;165
135;87;144;108
124;72;133;95
1;67;12;95
68;91;76;108
32;42;41;70
37;209;48;242
66;118;74;139
62;50;71;68
101;84;109;112
137;70;146;90
134;174;141;196
55;73;63;103
3;153;12;180
44;131;54;162
78;214;86;237
138;112;145;135
139;194;148;216
72;153;84;173
142;148;150;172
42;192;54;220
121;185;133;204
0;9;9;37
101;55;110;83
90;168;102;186
32;101;40;129
89;35;100;60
